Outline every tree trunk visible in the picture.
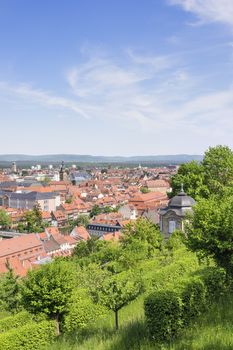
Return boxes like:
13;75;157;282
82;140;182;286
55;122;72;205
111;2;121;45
115;309;119;330
55;314;61;335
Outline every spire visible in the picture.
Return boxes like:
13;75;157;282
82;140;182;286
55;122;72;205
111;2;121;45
59;161;64;181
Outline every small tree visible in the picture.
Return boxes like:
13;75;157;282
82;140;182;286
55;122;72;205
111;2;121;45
90;204;102;218
122;218;162;258
0;262;20;312
23;204;44;233
0;209;11;229
21;260;76;334
74;215;90;227
94;271;143;330
140;187;150;194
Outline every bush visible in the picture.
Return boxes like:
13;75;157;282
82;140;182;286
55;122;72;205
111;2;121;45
0;311;32;333
198;267;227;303
62;289;107;334
179;277;206;326
145;267;228;342
145;290;183;341
0;320;56;350
149;254;200;292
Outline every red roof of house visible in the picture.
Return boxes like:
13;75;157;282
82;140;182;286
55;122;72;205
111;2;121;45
0;234;43;259
71;226;90;241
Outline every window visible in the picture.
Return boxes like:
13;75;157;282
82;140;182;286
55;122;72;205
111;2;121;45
168;220;176;234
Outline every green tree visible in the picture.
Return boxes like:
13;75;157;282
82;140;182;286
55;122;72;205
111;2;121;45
185;193;233;276
0;262;21;312
41;176;51;185
94;271;143;330
202;145;233;195
23;204;44;233
122;218;162;260
0;209;11;229
21;260;76;334
170;161;208;200
140;186;150;194
74;214;90;227
90;204;102;218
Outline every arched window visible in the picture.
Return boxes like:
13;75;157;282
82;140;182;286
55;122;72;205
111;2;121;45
168;220;176;234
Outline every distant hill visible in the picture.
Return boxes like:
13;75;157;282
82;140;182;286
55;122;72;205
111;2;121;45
0;154;203;164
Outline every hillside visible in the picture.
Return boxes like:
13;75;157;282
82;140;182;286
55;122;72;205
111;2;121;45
0;154;203;164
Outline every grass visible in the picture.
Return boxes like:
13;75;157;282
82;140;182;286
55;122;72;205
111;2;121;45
44;294;233;350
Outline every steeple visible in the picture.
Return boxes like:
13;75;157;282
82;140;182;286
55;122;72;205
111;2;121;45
59;161;64;181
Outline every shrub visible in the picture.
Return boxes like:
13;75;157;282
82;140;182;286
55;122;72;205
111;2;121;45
0;311;32;333
198;267;227;303
145;267;228;342
0;320;56;350
149;255;200;292
62;289;107;334
145;290;183;341
179;277;206;326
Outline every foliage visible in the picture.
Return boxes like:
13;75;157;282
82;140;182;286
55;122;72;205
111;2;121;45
65;197;73;204
93;270;143;329
185;194;233;275
140;187;150;194
0;320;56;350
0;262;21;312
63;289;107;334
0;311;32;333
21;260;76;333
144;267;227;341
169;161;208;200
90;204;102;218
19;204;45;233
122;218;162;261
145;290;183;341
0;209;11;229
170;145;233;199
202;145;233;195
74;214;90;227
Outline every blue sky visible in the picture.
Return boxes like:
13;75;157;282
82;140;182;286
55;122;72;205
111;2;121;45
0;0;233;155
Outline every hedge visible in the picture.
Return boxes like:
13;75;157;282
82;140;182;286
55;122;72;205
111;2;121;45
148;255;200;292
0;311;32;333
144;267;227;341
0;320;56;350
63;289;107;334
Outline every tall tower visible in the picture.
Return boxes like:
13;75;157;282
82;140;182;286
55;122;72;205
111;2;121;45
11;162;17;173
59;161;64;181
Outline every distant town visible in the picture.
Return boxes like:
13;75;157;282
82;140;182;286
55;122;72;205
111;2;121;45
0;160;178;276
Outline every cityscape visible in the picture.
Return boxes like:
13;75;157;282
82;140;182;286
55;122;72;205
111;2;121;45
0;1;233;349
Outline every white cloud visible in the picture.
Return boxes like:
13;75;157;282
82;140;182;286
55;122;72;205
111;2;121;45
1;48;233;151
169;0;233;27
0;81;89;118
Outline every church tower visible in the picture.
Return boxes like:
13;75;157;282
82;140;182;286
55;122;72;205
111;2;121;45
59;161;64;181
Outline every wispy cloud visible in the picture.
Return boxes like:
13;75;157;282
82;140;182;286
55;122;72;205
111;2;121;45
1;48;233;144
0;81;89;118
169;0;233;28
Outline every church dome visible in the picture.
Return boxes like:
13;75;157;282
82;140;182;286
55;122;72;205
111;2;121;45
168;187;195;208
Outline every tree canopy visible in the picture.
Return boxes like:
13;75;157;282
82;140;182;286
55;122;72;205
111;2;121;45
170;145;233;199
0;209;11;229
185;192;233;275
21;260;76;333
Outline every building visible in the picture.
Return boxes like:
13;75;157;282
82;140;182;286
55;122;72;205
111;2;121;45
159;186;195;238
87;223;122;237
0;191;60;211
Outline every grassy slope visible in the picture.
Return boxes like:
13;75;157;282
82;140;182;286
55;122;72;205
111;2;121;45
46;292;233;350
